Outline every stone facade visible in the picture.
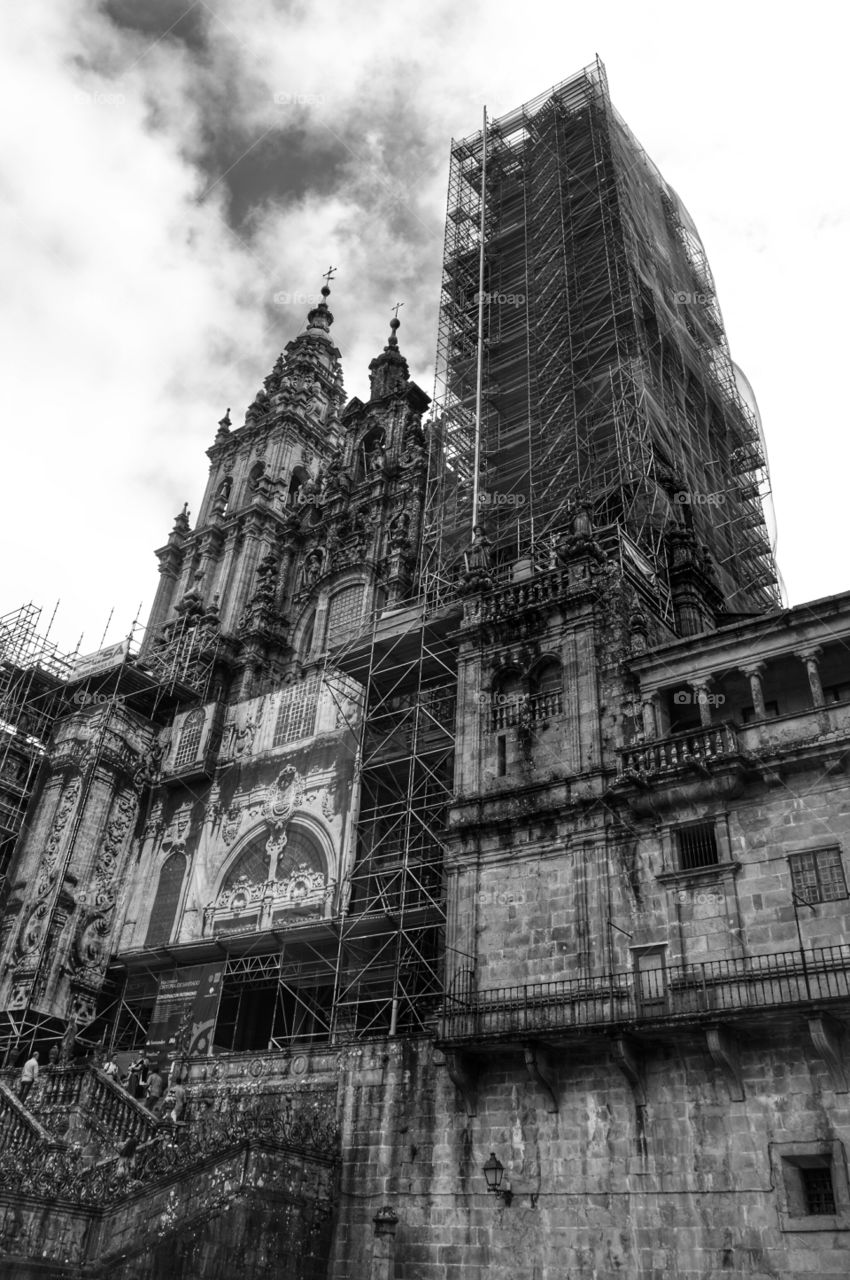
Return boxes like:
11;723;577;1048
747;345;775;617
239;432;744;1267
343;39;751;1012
2;91;850;1280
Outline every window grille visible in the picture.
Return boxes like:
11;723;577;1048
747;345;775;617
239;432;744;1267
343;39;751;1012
174;709;205;767
325;586;364;649
801;1166;836;1215
273;676;319;747
676;821;719;870
790;849;848;905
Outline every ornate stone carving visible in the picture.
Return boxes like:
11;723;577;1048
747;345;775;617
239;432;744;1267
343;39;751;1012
72;790;139;988
233;716;257;758
221;806;242;847
38;778;82;895
262;766;304;834
205;863;329;930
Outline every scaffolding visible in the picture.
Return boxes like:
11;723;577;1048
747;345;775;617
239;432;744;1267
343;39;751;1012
0;605;77;885
0;603;222;1060
428;56;780;620
324;601;457;1040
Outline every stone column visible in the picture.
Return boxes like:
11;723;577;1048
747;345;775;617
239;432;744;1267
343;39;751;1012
796;648;825;708
742;663;767;720
690;679;714;727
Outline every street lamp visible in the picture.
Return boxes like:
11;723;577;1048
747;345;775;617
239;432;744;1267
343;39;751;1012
483;1153;513;1206
791;890;816;1002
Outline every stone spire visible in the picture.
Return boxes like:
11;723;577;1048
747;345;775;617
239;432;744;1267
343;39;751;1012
304;282;335;342
369;308;410;401
271;269;345;406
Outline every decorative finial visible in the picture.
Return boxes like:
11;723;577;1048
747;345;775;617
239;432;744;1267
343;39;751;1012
388;302;403;348
321;265;337;299
218;407;231;430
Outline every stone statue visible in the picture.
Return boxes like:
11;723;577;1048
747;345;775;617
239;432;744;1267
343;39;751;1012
303;549;324;588
466;525;492;572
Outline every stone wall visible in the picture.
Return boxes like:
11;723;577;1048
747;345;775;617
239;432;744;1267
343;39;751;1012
328;1035;850;1280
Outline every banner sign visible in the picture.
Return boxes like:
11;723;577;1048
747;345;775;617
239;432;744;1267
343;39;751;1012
69;639;130;681
146;963;223;1060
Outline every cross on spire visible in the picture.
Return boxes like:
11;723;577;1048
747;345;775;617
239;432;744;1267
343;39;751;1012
322;265;337;287
392;301;404;320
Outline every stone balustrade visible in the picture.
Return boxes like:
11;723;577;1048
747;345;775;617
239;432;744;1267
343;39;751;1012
618;722;740;779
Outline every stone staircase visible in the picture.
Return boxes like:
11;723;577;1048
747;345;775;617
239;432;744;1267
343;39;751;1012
0;1063;159;1157
0;1092;339;1279
0;1077;61;1151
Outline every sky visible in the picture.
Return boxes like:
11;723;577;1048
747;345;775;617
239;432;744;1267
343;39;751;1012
1;0;848;657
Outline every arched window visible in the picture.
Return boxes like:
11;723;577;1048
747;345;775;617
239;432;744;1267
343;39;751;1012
174;709;205;768
222;827;324;895
356;429;385;483
214;477;232;517
247;461;265;493
531;659;563;720
210;826;328;936
491;671;523;731
144;852;186;947
287;466;308;507
325;585;364;648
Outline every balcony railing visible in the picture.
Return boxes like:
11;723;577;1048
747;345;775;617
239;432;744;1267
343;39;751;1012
0;1079;59;1151
440;945;850;1044
0;1065;160;1146
491;690;563;732
618;722;740;779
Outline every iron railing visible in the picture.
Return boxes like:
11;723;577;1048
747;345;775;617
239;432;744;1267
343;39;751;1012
441;945;850;1043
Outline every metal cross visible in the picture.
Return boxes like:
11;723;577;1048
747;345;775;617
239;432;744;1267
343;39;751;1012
392;301;404;319
322;266;337;286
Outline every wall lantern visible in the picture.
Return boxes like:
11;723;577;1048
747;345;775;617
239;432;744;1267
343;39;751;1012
483;1152;513;1206
373;1205;400;1238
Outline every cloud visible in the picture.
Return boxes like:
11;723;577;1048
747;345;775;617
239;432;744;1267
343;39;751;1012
2;0;849;652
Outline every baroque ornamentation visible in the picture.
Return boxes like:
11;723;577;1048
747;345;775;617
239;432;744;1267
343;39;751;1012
221;806;242;847
262;766;305;843
38;777;82;895
205;865;329;930
72;790;138;989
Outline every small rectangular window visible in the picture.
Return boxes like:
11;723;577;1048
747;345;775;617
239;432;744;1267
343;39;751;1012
497;735;507;776
676;821;718;871
801;1165;836;1216
789;849;848;905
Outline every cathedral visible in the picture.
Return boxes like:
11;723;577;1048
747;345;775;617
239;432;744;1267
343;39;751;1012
2;57;850;1280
